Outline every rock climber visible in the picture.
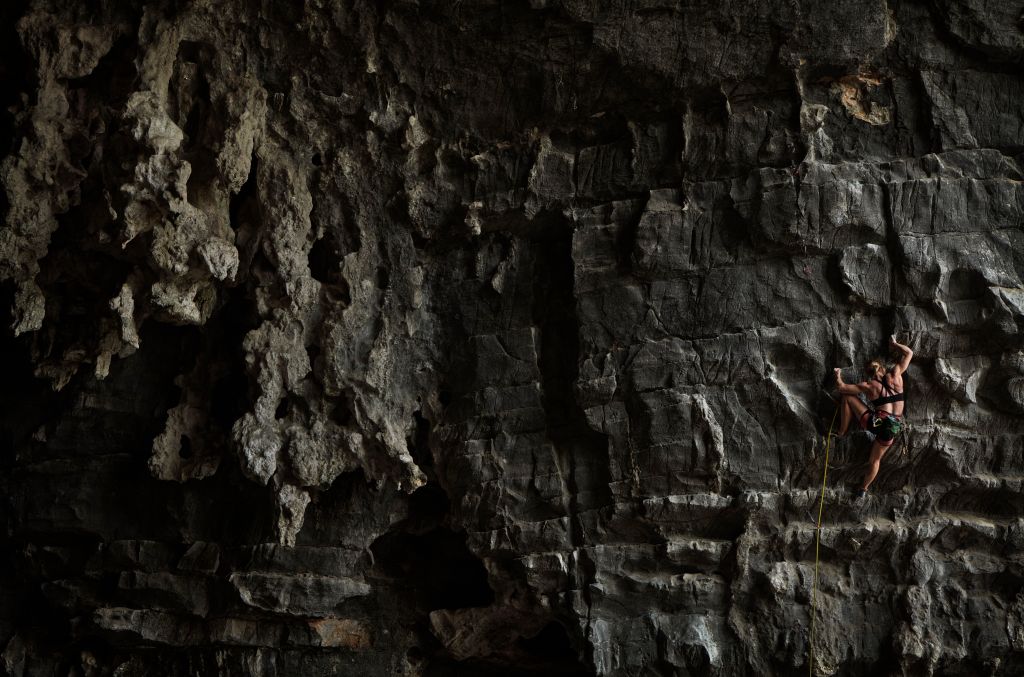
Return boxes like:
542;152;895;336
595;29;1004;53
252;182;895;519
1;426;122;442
832;335;913;498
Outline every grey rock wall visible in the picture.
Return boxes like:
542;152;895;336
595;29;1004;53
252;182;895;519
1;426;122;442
1;0;1024;675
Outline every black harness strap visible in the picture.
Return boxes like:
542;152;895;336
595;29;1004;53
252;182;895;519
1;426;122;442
870;374;905;408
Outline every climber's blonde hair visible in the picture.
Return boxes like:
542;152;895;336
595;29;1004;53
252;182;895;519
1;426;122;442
864;359;885;377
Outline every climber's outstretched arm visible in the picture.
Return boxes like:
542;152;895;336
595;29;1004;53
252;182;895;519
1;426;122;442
890;335;913;375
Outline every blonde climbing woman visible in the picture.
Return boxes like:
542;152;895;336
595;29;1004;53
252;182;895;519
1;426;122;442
833;335;913;498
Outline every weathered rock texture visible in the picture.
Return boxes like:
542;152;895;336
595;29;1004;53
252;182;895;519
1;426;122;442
2;0;1024;675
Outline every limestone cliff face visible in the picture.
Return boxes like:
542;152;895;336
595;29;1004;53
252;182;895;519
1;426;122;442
2;1;1023;675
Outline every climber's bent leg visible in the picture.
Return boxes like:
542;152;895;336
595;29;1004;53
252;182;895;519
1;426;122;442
838;395;868;437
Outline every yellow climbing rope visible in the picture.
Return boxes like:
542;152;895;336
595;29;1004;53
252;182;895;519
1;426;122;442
808;406;838;677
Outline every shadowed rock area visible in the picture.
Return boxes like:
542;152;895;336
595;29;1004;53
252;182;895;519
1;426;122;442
2;1;1024;675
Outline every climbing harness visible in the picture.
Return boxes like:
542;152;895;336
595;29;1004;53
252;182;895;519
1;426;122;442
808;406;838;676
869;409;903;441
